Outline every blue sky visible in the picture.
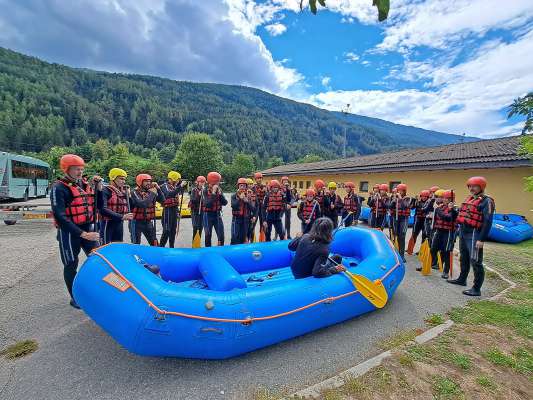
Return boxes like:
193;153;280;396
0;0;532;138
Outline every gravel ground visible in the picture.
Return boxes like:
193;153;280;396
0;197;498;400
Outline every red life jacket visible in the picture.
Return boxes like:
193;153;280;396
162;183;180;207
415;200;427;218
370;195;388;216
315;193;325;209
102;185;128;221
433;206;455;230
396;197;411;217
343;193;360;212
266;192;283;212
301;200;317;220
254;184;266;204
232;191;250;217
188;187;201;212
202;189;222;213
456;195;487;229
132;190;155;221
54;179;95;227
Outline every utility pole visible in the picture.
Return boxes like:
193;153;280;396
341;103;351;159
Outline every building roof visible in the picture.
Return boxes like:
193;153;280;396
261;136;531;176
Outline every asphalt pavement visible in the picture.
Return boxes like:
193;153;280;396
0;197;498;400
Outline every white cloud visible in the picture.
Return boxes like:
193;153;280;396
344;51;359;63
308;29;533;138
265;22;287;36
321;76;331;89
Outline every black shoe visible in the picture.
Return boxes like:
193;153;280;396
447;279;467;286
441;272;449;279
416;266;422;272
431;264;439;270
463;288;481;296
69;299;81;309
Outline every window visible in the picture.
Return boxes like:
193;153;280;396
390;181;401;191
11;160;49;179
306;181;311;189
299;181;303;189
359;181;369;192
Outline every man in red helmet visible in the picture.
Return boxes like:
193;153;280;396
50;154;102;308
231;178;255;244
429;190;458;278
448;177;495;296
189;176;206;242
298;188;321;233
367;184;380;226
389;183;415;262
251;172;267;240
263;180;286;241
368;184;389;229
408;189;431;255
201;172;228;247
280;176;294;239
130;174;164;246
341;181;362;227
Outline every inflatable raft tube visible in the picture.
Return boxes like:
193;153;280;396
73;227;405;359
488;214;533;244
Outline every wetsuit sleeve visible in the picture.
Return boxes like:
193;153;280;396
50;183;84;236
231;193;240;210
219;192;228;206
288;236;302;251
478;197;495;241
297;203;304;221
422;198;435;213
312;249;338;278
100;187;124;221
435;206;453;221
155;188;165;204
315;203;321;219
130;190;154;208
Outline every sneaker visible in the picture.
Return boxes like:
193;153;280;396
431;264;439;270
416;266;422;272
463;288;481;296
447;279;467;286
69;299;81;309
441;272;449;279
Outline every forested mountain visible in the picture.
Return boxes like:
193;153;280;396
0;47;470;166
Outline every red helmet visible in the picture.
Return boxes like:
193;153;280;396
281;176;289;182
419;190;430;198
429;186;440;193
207;172;222;185
306;188;316;197
254;172;263;179
442;190;454;199
379;184;389;192
196;175;206;183
314;179;325;189
466;176;487;190
135;173;152;187
269;179;281;188
373;184;379;189
60;154;85;173
237;177;247;185
396;183;407;192
344;181;355;189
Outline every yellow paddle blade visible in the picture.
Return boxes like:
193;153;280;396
393;236;399;251
345;271;388;309
252;231;257;243
192;231;201;248
259;228;266;242
437;252;443;272
421;240;431;275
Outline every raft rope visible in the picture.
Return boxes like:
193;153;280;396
91;239;401;324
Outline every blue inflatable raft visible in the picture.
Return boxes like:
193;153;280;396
73;227;405;359
359;206;415;226
488;214;533;244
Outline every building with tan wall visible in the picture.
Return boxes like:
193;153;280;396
261;136;533;218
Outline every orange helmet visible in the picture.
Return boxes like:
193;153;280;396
207;171;222;185
269;179;281;188
379;184;389;192
344;181;355;189
396;183;407;192
442;190;454;199
135;173;152;187
314;179;325;189
281;176;289;182
60;154;85;173
237;177;247;185
305;188;316;197
419;190;430;198
466;176;487;190
373;184;379;189
430;186;440;193
196;175;206;183
254;172;263;179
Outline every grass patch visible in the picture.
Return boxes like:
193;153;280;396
378;329;418;350
432;376;464;399
482;347;533;375
341;375;367;396
320;388;343;400
448;353;472;370
425;313;445;326
406;344;432;362
0;339;38;359
475;375;497;391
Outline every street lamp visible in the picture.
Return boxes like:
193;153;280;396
341;103;351;159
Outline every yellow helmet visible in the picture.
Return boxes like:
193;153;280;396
168;171;181;182
328;181;337;190
434;189;446;197
246;178;254;185
108;168;127;181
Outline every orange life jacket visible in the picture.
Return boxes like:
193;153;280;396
202;189;222;213
132;190;155;221
102;185;128;220
266;192;283;212
343;193;360;213
456;195;487;229
55;179;94;226
301;200;317;220
433;206;455;230
232;191;250;218
254;184;266;204
162;183;180;207
396;197;411;217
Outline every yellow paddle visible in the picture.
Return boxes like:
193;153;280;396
420;239;431;275
192;231;201;248
437;252;443;272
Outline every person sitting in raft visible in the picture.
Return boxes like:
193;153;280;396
288;217;346;279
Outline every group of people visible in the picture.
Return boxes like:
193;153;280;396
51;153;494;308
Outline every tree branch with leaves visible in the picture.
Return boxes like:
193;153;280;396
301;0;390;21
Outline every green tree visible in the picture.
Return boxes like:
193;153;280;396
266;156;284;168
520;135;533;192
296;154;323;164
221;153;255;189
508;93;533;135
302;1;389;21
173;132;224;181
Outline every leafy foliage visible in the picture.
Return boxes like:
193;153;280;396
301;1;390;21
508;93;533;135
